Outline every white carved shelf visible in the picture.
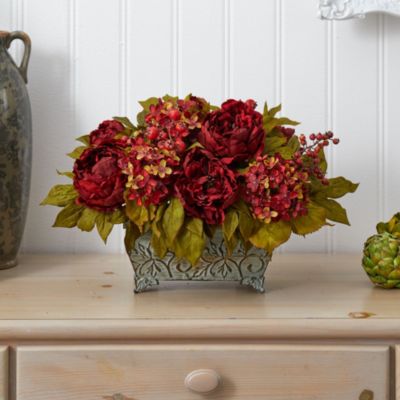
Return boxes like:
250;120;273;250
319;0;400;20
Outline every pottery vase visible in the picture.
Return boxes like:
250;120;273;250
0;31;31;269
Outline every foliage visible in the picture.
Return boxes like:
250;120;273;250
42;95;358;265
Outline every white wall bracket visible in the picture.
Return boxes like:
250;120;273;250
319;0;400;20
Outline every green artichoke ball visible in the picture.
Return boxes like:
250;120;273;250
362;213;400;288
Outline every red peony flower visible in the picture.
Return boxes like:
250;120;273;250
244;154;309;223
73;146;127;212
277;126;295;139
141;96;210;154
89;120;128;147
174;147;238;225
122;138;180;206
199;99;265;165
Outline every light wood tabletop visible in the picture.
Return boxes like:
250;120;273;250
0;253;399;340
1;254;399;400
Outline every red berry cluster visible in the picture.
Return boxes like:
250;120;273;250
295;131;339;185
244;154;309;223
122;137;180;207
141;96;209;154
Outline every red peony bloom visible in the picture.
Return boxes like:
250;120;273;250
141;96;210;154
73;146;127;212
277;126;295;139
89;120;128;147
174;147;238;225
244;154;309;223
199;99;265;165
122;138;180;206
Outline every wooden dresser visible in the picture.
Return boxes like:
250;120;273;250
0;253;399;400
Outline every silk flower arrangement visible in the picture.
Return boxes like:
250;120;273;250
42;95;358;292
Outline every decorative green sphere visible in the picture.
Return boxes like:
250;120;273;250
362;213;400;289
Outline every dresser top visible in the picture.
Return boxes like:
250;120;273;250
1;253;400;340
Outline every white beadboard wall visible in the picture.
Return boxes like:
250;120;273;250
1;0;400;254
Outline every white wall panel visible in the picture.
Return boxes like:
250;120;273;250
71;0;123;252
0;0;12;30
334;17;380;252
127;0;173;116
179;0;225;103
385;15;400;221
0;0;396;254
280;0;329;253
22;0;77;253
230;0;276;105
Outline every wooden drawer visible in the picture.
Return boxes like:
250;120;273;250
0;346;8;399
16;345;389;400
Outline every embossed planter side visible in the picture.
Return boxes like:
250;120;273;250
0;31;32;269
127;232;270;293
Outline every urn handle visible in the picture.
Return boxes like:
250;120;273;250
184;369;221;394
5;31;31;84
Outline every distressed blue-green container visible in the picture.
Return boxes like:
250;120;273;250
127;231;270;293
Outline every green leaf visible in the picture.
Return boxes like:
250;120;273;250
139;97;159;109
249;220;291;254
232;200;254;241
124;222;141;253
151;232;168;258
77;207;99;232
76;135;90;146
273;117;300;127
324;177;359;199
186;216;203;236
291;202;327;235
67;146;86;159
151;203;167;238
318;148;328;174
233;199;251;215
112;116;136;130
268;103;282;117
126;200;150;231
109;208;126;224
162;94;178;103
204;223;217;238
41;184;77;207
263;102;299;133
173;218;206;266
239;212;254;241
137;97;159;125
187;142;205;151
314;196;350;225
263;102;271;117
223;210;239;241
56;170;74;179
237;230;254;253
96;213;113;243
162;198;185;246
264;136;286;153
376;213;400;235
376;222;387;234
224;231;239;256
277;136;300;159
223;210;239;256
53;202;84;228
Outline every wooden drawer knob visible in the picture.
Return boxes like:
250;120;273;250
184;369;220;393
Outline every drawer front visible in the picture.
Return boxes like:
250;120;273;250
0;346;8;399
16;345;389;400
